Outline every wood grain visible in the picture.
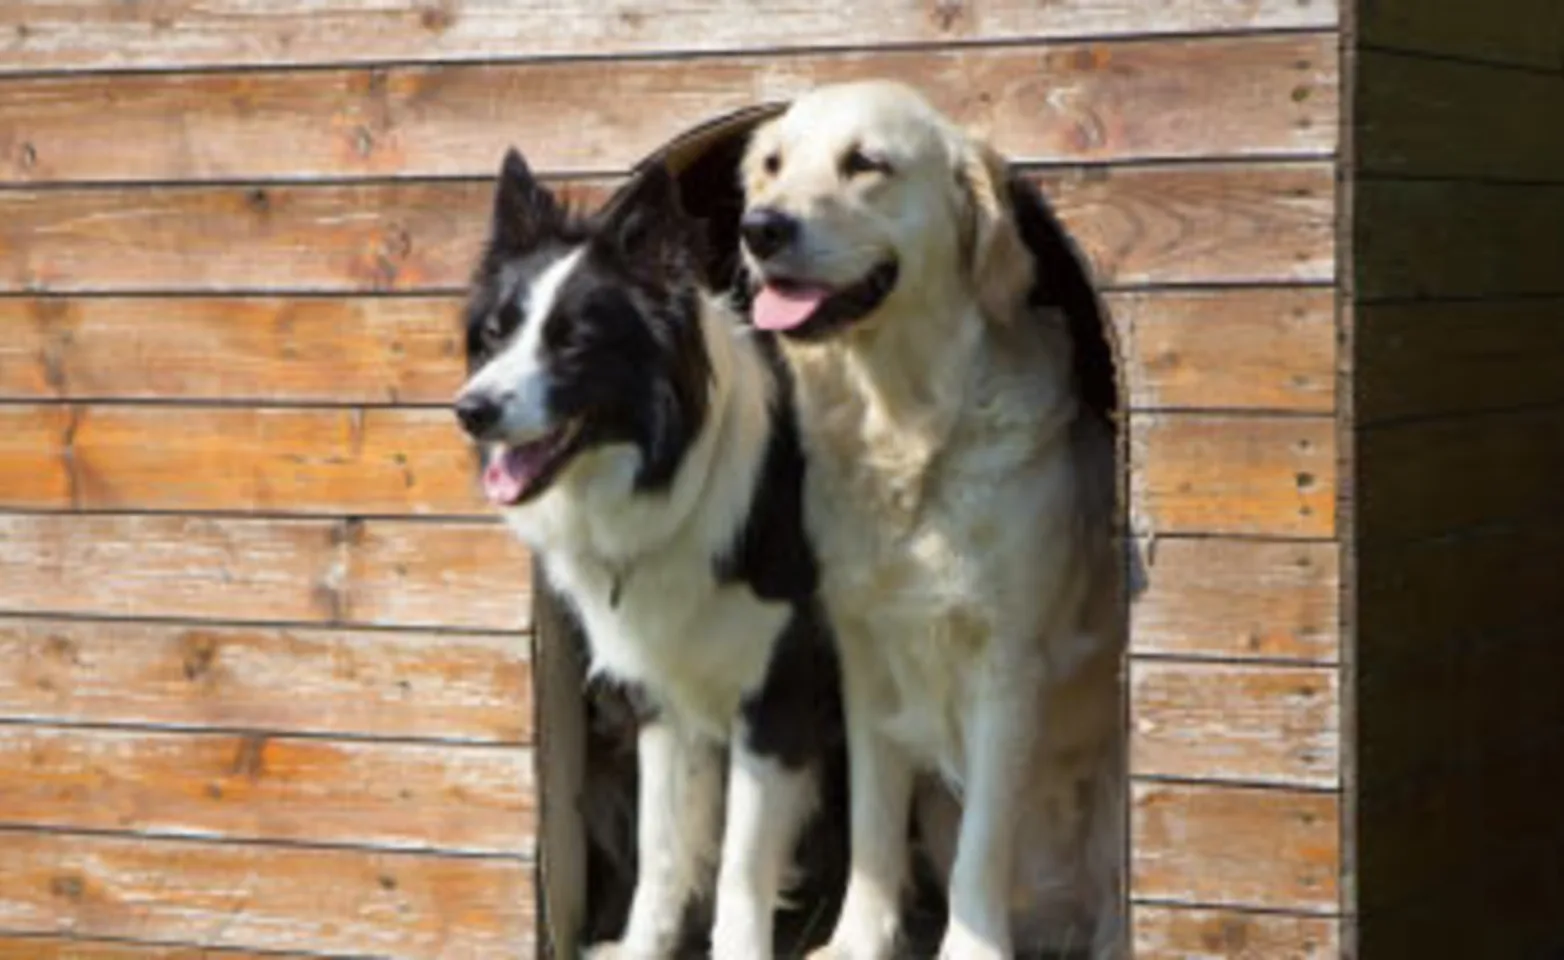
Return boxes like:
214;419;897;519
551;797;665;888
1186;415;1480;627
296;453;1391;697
1133;905;1340;959
0;36;1338;184
1131;782;1339;912
1130;414;1336;538
0;830;532;958
2;288;1339;407
1034;163;1335;287
1131;660;1338;787
1359;0;1564;69
1131;539;1339;662
0;514;531;631
0;1;1340;73
0;726;533;854
1356;179;1564;300
0;617;531;742
0;296;466;403
1358;404;1564;545
0;163;1334;294
0;937;316;958
1356;298;1564;424
1108;287;1336;412
1358;50;1564;182
0;404;483;515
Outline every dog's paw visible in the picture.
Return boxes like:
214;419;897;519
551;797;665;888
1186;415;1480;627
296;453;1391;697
580;942;627;960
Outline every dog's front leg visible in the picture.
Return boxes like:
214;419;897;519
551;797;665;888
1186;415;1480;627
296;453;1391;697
593;718;722;960
938;679;1039;960
710;728;819;960
813;651;913;960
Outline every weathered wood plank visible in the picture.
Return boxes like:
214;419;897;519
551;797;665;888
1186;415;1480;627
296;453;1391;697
1108;287;1336;412
0;617;531;742
0;179;512;294
1358;50;1564;182
1130;660;1338;787
0;937;314;958
1131;539;1339;662
1132;905;1340;959
0;514;531;631
0;1;1340;73
0;296;465;404
2;288;1338;408
1131;414;1336;538
0;726;533;855
0;831;532;958
0;404;483;515
1131;782;1339;912
0;36;1338;184
1359;404;1564;545
1356;179;1564;300
1036;163;1335;288
1357;298;1564;424
0;163;1335;293
1359;0;1564;69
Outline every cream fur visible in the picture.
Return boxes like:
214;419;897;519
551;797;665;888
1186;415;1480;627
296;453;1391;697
742;80;1126;960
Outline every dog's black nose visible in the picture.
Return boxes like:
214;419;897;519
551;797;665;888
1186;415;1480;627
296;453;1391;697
740;208;798;259
454;393;502;438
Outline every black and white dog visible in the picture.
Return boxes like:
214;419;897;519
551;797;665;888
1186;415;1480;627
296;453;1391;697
453;149;843;959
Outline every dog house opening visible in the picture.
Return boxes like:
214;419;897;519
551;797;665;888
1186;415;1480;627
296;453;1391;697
529;105;1127;959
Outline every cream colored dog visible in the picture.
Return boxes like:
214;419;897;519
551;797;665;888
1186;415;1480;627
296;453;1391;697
738;80;1125;959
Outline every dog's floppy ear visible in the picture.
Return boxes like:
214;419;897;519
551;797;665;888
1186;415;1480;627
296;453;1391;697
956;137;1034;324
489;147;559;254
598;164;704;276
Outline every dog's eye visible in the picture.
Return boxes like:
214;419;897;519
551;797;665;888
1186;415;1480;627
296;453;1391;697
840;148;892;179
485;299;522;344
762;152;781;176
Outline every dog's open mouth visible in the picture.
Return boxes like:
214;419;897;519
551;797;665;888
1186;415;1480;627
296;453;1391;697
751;260;899;340
481;419;584;506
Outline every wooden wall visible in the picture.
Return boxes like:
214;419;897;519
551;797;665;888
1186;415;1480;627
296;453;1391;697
0;2;1344;956
1350;1;1564;956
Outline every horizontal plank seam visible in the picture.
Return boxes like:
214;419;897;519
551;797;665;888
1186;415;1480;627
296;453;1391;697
1356;396;1564;431
0;280;1341;300
1129;651;1341;669
0;155;1338;193
1131;773;1341;794
0;822;533;862
0;931;376;960
0;610;532;640
0;25;1344;82
1356;42;1564;77
1132;896;1343;919
0;716;530;749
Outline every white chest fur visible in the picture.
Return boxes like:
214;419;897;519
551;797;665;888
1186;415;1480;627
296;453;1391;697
547;551;790;739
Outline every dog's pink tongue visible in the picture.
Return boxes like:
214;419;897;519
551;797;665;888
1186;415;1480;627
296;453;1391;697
752;282;832;331
482;447;542;505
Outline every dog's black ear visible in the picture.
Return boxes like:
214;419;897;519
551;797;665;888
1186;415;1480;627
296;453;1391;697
956;137;1034;324
490;147;558;254
599;164;703;274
